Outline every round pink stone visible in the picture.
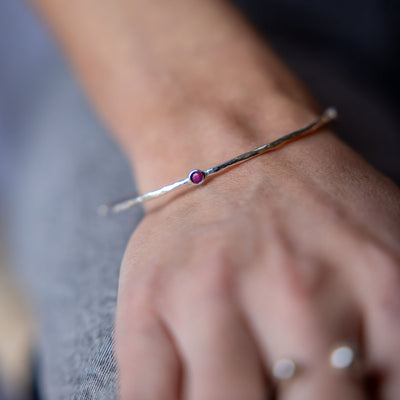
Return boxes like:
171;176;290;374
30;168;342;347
190;170;204;184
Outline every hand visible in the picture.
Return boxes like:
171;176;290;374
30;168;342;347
115;125;400;399
30;0;400;397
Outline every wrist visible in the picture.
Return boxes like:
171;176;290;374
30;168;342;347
126;95;324;197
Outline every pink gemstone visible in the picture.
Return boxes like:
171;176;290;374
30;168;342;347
190;170;204;184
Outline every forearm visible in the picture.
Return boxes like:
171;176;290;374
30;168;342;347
32;0;321;193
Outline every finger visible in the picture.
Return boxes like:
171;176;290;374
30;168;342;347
116;304;181;400
239;256;367;400
165;275;269;400
354;245;400;399
278;366;366;400
364;307;400;400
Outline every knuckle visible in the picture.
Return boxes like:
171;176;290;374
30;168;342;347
375;282;400;321
116;294;158;349
367;244;400;284
193;250;235;301
275;257;323;304
120;292;154;331
123;272;162;315
367;245;400;318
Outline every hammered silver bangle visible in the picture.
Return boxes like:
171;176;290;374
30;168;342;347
99;107;337;215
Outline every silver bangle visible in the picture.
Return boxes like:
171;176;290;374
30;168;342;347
99;107;337;215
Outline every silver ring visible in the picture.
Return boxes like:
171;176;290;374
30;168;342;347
272;343;357;383
272;358;297;381
330;344;357;370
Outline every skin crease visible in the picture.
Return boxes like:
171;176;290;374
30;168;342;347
30;0;400;398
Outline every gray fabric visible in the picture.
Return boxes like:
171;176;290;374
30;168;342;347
0;0;56;200
7;59;143;399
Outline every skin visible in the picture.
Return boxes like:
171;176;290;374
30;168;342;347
31;0;400;398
